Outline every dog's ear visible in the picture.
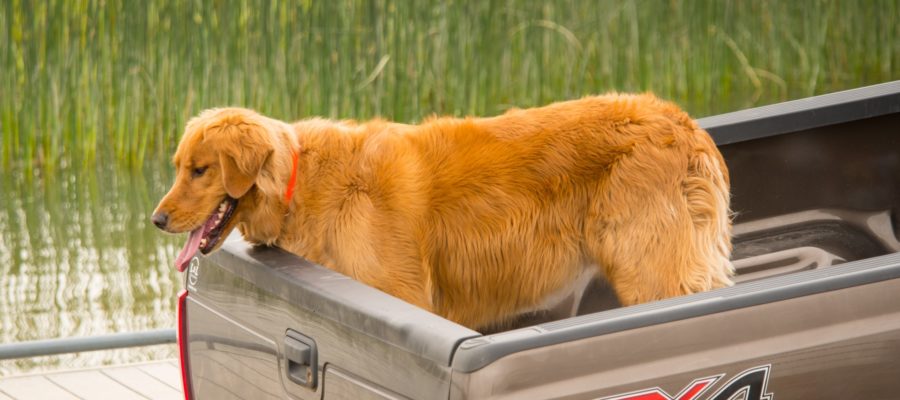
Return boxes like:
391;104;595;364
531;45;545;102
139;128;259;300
213;123;274;198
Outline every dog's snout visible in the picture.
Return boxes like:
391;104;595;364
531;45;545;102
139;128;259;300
151;212;169;230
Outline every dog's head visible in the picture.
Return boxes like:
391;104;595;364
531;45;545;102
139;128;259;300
152;108;293;271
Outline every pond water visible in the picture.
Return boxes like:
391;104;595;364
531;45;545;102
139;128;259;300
0;162;182;375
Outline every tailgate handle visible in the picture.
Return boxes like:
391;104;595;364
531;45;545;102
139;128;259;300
284;330;318;389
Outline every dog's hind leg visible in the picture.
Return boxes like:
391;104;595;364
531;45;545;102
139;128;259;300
585;146;733;306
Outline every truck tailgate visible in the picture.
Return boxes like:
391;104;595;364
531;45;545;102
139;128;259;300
182;243;479;399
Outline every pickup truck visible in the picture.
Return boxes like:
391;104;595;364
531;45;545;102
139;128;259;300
176;81;900;400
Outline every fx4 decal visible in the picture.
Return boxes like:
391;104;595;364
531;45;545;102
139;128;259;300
599;365;773;400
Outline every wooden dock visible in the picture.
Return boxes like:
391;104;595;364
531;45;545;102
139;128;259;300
0;359;182;400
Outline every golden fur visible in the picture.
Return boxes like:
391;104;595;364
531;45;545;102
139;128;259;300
154;93;734;330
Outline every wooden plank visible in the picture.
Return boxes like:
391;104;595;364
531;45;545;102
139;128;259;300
0;375;80;400
47;370;145;400
103;365;181;400
138;362;182;390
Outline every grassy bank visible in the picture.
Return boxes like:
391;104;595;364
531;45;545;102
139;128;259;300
1;0;897;169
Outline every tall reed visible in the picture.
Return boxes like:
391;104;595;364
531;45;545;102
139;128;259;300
1;0;897;170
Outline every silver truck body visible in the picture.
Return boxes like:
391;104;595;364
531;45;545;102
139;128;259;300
181;81;900;399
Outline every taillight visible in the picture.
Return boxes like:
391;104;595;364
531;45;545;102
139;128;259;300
177;289;193;399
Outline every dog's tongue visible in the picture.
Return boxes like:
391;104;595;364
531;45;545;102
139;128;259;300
175;227;203;272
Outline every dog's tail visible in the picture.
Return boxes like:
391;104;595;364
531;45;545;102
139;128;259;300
682;135;734;288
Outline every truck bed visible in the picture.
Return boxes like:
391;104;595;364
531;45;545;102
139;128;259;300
182;81;900;399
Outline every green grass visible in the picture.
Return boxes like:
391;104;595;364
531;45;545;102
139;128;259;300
1;0;898;169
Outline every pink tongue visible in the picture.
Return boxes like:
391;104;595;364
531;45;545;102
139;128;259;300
175;227;203;272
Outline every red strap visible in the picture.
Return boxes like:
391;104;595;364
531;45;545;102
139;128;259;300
284;149;300;204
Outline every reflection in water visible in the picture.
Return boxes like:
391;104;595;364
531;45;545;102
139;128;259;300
0;162;181;375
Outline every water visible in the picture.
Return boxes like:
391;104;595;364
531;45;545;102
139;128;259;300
0;162;181;375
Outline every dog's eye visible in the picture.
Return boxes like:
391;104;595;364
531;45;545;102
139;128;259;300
191;166;208;178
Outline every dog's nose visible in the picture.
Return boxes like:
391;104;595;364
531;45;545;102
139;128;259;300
151;212;169;230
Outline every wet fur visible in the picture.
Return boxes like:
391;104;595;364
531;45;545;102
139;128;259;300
155;93;734;330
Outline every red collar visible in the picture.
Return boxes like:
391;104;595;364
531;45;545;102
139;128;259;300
283;149;300;204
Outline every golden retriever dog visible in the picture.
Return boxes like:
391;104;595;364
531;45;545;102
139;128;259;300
152;94;733;330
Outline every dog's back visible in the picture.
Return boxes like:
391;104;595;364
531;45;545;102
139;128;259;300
377;94;732;328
